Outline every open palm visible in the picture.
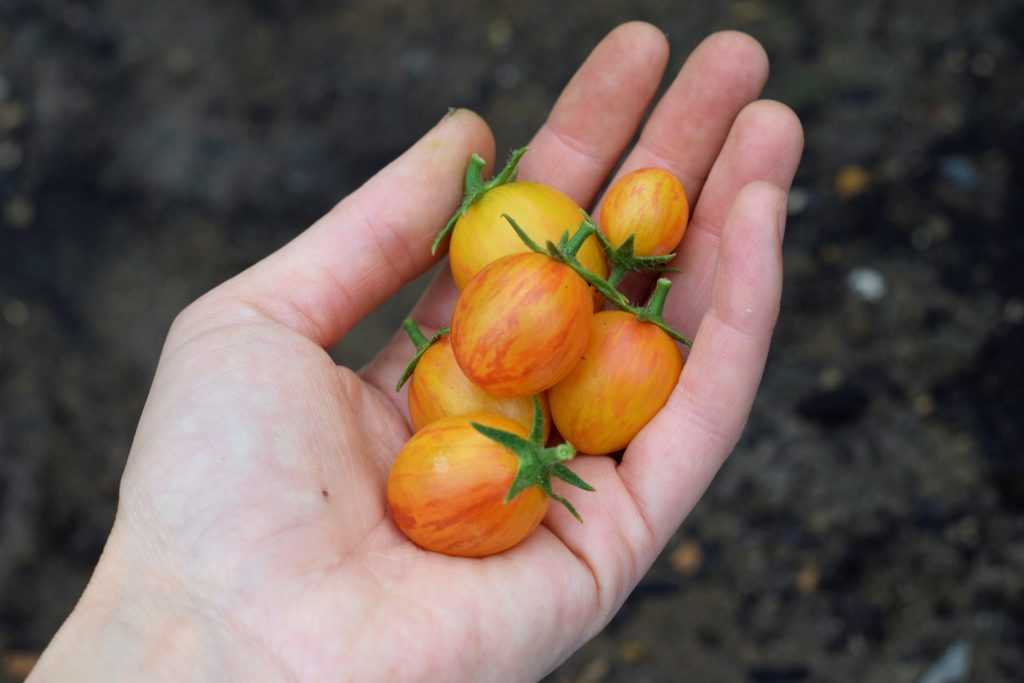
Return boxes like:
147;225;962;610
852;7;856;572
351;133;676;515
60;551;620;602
33;24;802;683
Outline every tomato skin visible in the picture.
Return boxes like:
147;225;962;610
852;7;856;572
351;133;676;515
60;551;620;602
450;182;608;289
451;252;593;398
599;168;689;256
387;413;548;557
408;335;551;438
549;310;683;455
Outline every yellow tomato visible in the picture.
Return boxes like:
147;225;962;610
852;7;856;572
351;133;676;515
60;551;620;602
451;252;592;397
387;413;548;557
549;310;683;455
408;334;551;438
449;182;608;289
600;168;689;256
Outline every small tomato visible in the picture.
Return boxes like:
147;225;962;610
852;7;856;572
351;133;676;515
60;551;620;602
451;252;592;397
387;413;547;557
387;403;593;558
435;149;607;290
404;326;551;438
549;309;683;455
600;168;689;257
450;181;608;289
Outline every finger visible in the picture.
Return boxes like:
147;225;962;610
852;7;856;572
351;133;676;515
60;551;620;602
362;22;670;397
602;31;769;210
538;455;663;617
517;21;669;205
618;181;786;545
201;110;495;348
356;266;454;420
399;264;460;332
663;100;803;336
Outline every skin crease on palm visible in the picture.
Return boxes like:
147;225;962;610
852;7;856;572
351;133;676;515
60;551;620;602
30;23;803;683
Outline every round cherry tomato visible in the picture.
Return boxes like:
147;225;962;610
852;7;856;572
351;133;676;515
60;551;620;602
599;168;689;256
408;333;551;438
549;310;683;455
387;413;548;557
449;182;608;289
451;252;592;397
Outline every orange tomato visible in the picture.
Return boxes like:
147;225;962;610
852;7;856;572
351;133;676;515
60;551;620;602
599;168;689;256
387;413;548;557
408;334;551;438
549;310;683;455
449;182;608;289
451;252;592;397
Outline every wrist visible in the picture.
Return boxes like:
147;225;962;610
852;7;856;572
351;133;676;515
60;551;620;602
29;597;182;682
28;524;288;682
29;552;204;682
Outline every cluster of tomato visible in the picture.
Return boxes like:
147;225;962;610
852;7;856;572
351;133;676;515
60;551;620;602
386;148;691;558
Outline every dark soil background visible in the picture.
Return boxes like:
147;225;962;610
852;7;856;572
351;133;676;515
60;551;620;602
2;1;1023;681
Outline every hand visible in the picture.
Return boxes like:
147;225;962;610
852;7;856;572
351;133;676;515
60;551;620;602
31;23;802;682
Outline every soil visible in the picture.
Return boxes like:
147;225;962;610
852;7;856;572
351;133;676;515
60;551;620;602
2;1;1023;681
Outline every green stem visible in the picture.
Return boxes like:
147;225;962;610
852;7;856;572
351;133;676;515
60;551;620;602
539;443;575;467
506;214;694;348
639;278;672;321
646;315;693;347
546;242;633;309
491;147;528;186
561;219;597;259
607;265;626;289
549;246;692;345
471;398;593;522
395;319;449;391
633;278;693;346
432;147;528;254
402;318;430;351
528;394;546;444
501;214;546;255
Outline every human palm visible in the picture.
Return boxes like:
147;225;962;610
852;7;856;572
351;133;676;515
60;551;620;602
33;24;802;683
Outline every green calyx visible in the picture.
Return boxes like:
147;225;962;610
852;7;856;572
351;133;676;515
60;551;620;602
503;214;693;347
471;397;594;522
395;318;449;391
431;146;529;255
593;230;678;289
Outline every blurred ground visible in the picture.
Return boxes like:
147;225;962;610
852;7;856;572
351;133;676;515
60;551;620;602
1;1;1023;681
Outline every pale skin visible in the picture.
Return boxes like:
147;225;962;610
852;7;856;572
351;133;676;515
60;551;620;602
30;24;803;683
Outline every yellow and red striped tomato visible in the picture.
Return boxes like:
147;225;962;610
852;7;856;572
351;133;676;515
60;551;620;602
451;252;592;397
408;333;551;438
549;310;683;455
600;168;689;256
449;182;608;289
387;413;548;557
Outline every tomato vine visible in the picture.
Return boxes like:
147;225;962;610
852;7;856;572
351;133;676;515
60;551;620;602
502;214;693;347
